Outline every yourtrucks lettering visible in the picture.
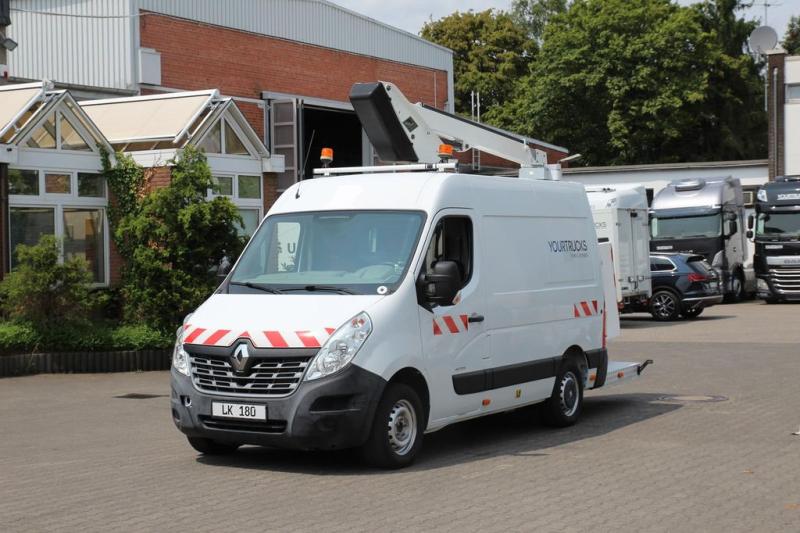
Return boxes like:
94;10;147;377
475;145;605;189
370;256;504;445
548;239;589;253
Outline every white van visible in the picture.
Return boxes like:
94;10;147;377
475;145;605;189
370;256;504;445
170;171;649;468
585;185;652;312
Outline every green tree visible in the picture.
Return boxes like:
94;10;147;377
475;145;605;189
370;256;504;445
784;16;800;55
420;9;536;123
497;0;718;165
103;146;244;331
0;235;97;324
511;0;568;42
689;0;767;162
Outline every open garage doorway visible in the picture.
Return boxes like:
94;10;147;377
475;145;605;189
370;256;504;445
301;106;363;180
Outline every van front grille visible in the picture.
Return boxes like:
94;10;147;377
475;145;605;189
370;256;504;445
770;267;800;293
189;351;314;397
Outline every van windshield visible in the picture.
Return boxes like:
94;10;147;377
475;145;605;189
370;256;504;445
229;210;425;295
651;214;721;240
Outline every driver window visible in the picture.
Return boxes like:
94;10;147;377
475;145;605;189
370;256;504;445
423;216;473;288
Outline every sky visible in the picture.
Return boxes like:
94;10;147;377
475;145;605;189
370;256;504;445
331;0;797;42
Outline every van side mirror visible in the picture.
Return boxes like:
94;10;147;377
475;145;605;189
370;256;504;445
417;260;461;306
747;214;754;230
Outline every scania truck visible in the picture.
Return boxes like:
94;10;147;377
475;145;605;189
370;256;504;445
749;176;800;302
170;82;650;468
585;184;652;312
650;177;753;301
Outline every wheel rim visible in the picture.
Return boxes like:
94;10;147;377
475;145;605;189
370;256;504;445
652;293;676;318
731;276;742;296
559;371;580;417
387;399;417;456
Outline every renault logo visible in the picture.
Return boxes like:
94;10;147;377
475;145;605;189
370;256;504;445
231;343;250;373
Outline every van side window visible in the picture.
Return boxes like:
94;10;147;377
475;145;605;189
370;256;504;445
423;216;473;287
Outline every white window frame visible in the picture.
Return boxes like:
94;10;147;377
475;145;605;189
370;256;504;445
22;110;99;154
206;172;263;237
788;84;800;103
9;166;110;286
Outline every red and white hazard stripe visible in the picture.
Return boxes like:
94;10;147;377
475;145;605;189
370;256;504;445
182;325;335;348
573;300;599;318
432;314;469;336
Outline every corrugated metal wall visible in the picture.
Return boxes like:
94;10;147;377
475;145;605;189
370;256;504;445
8;0;134;90
7;0;452;92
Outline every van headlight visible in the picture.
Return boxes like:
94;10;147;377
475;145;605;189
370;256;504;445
305;312;372;381
173;325;190;376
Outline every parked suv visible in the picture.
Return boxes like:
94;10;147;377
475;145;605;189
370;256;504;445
631;254;723;320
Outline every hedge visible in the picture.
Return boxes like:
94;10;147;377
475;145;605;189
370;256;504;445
0;321;173;355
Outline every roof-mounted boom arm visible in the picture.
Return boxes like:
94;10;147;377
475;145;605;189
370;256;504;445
350;81;550;179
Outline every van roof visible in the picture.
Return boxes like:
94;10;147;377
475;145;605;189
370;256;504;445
270;172;589;218
585;184;647;210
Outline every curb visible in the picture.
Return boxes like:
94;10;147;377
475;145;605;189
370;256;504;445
0;349;171;378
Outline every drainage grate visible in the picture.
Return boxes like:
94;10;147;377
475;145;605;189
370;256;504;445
114;393;168;400
657;394;728;403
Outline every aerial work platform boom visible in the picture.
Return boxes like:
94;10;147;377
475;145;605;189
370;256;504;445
347;81;554;180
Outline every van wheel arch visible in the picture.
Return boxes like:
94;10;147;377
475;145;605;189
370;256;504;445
387;367;430;429
563;346;588;380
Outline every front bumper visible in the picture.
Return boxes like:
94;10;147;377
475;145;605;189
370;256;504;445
170;364;386;450
758;277;800;301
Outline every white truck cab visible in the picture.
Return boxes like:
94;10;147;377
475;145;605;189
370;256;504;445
170;82;650;468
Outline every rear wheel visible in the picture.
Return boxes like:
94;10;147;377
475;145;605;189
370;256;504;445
682;306;704;319
360;383;424;469
650;290;681;321
542;360;583;427
187;437;240;455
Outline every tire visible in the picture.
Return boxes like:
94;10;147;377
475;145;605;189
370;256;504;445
542;360;583;427
681;306;704;319
187;437;240;455
649;290;681;321
725;271;745;303
360;383;425;469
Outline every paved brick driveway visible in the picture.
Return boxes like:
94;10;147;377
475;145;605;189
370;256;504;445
1;301;798;532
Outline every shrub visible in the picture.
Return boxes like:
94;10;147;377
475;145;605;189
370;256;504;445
0;321;173;354
103;146;245;332
0;235;100;324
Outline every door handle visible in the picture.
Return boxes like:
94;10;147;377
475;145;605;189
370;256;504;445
468;314;485;323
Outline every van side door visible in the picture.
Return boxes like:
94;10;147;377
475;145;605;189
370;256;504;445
417;211;489;426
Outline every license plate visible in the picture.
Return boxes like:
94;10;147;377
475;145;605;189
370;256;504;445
212;402;266;420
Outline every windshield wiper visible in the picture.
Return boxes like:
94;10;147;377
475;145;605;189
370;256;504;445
283;285;357;295
229;281;285;294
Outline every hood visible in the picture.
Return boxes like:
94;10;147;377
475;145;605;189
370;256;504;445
181;294;383;348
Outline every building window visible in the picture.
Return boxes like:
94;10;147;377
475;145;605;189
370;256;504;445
9;207;55;269
197;119;252;156
788;85;800;102
237;208;261;237
9;169;108;284
78;173;105;198
207;173;262;238
238;175;261;199
26;112;57;149
8;169;39;195
211;175;233;196
60;115;91;151
225;121;249;155
197;121;222;153
63;208;105;282
45;173;71;194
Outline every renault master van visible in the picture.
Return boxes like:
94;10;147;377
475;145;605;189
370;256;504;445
170;171;649;468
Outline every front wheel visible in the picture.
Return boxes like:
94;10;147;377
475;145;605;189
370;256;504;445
187;437;240;455
360;383;424;469
725;272;746;303
650;290;681;321
542;361;583;427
